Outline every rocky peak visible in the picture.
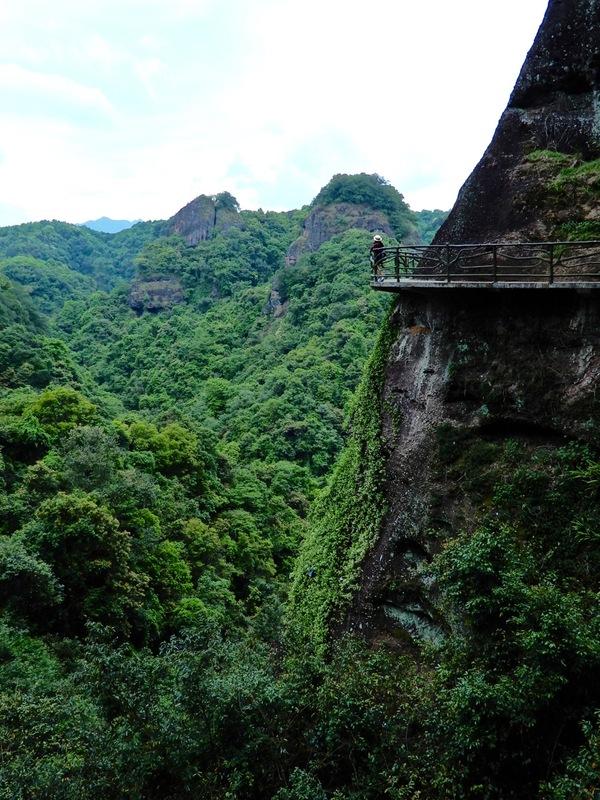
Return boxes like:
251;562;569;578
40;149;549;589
168;192;241;246
435;0;600;243
286;203;395;266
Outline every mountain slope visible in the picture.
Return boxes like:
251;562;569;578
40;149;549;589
0;175;451;799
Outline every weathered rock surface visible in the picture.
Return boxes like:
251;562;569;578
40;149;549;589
264;288;287;318
168;194;240;245
435;0;600;244
286;203;394;265
347;0;600;646
347;289;600;645
129;278;185;313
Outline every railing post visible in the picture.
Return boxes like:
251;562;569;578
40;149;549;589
446;245;451;283
549;243;554;285
493;245;498;282
395;248;400;282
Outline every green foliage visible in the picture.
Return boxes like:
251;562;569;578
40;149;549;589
215;190;240;212
414;208;449;244
273;769;327;800
0;379;307;643
0;326;81;390
57;228;388;476
0;255;94;314
22;492;143;635
413;436;600;797
0;275;44;331
525;151;600;219
540;713;600;799
25;387;97;441
0;277;83;390
551;157;600;191
0;623;423;800
134;236;187;278
0;533;62;621
526;149;573;165
0;219;166;290
288;302;396;649
0;182;461;798
554;219;600;241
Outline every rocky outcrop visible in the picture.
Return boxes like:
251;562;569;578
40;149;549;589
168;195;240;245
346;289;599;645
264;288;287;318
286;203;395;265
129;278;184;313
435;0;600;244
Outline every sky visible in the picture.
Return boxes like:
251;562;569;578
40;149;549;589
0;0;550;226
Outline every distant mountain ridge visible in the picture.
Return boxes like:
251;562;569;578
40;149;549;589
82;216;141;234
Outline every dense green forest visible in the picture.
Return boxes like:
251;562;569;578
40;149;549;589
1;173;597;799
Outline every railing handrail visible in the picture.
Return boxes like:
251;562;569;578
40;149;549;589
375;240;600;249
369;240;600;288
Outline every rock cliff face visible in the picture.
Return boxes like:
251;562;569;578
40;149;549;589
345;0;600;646
435;0;600;244
129;278;184;313
286;203;394;265
345;289;599;644
168;194;240;245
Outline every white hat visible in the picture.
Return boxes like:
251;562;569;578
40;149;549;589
373;234;382;241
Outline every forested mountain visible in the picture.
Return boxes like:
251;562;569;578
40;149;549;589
0;219;166;291
7;94;598;794
0;174;448;798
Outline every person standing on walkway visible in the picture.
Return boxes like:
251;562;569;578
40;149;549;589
370;235;385;281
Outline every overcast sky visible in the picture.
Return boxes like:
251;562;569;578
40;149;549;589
0;0;549;226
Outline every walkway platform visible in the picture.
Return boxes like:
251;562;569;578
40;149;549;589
369;242;600;291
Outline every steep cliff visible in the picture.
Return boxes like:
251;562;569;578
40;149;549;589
288;7;600;789
128;277;184;312
347;289;599;643
291;0;600;649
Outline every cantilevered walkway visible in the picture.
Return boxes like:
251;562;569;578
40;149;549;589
370;242;600;291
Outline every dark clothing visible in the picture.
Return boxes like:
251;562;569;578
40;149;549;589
370;240;385;272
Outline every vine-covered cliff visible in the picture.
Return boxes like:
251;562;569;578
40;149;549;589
290;1;600;794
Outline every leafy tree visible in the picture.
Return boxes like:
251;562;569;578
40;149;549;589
0;533;62;623
25;387;97;441
22;492;144;635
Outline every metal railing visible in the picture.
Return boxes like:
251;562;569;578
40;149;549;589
369;241;600;286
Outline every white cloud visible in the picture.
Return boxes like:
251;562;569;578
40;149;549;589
208;0;549;210
0;63;115;116
0;0;550;224
167;0;216;17
86;35;125;71
133;58;164;98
